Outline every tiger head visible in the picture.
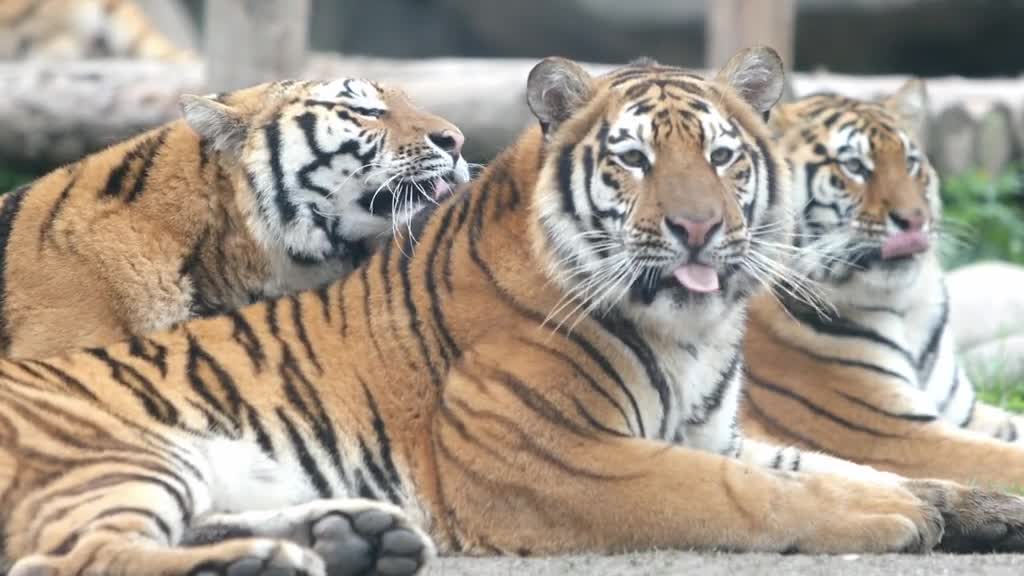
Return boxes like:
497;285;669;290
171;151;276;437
528;47;791;330
774;81;939;300
180;79;471;264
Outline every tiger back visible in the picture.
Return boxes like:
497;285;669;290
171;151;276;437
741;82;1024;489
0;78;469;358
0;0;193;61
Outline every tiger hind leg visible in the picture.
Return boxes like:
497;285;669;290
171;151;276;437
8;479;427;576
182;499;433;576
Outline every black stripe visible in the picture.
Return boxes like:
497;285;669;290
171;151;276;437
916;291;949;383
314;283;331;323
442;192;473;293
742;389;832;452
278;345;350;489
229;309;265;371
263;121;297;224
359;264;388;363
357;436;399;504
361;380;402;492
834;389;937;423
245;405;275;457
289;295;323;373
938;366;961;413
125;128;170;202
100;129;166;200
556;144;578;219
85;348;178;425
447;394;634;481
128;336;168;378
397;224;440;387
483;364;594;438
22;359;97;401
571;396;629;437
596;314;671;438
186;333;243;431
39;170;77;247
277;408;331;497
48;472;190;539
0;183;31;353
786;304;915;367
424;199;461;363
771;330;912;384
746;369;904;438
686;352;741;426
515;336;635;435
337;276;349;336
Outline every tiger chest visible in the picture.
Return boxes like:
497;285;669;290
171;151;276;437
630;331;745;457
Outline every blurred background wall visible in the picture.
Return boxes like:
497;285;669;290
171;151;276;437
180;0;1023;77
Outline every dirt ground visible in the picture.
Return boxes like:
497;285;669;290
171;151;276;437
427;552;1024;575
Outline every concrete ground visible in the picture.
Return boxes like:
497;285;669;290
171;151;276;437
427;552;1024;575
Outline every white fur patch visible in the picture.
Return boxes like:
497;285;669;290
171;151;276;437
199;437;320;513
312;79;387;111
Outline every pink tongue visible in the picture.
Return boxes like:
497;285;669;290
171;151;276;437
881;230;930;259
674;264;720;293
432;178;452;199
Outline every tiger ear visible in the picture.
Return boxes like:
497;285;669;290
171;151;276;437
180;94;248;157
716;46;785;117
526;57;594;136
883;78;928;139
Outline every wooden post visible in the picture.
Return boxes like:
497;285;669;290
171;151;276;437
706;0;796;70
134;0;199;52
204;0;310;92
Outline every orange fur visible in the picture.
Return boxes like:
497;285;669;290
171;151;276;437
0;78;468;358
742;84;1024;490
1;52;1024;576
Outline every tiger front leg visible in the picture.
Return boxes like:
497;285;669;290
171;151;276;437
433;372;944;555
965;401;1024;444
738;437;1024;552
182;499;433;576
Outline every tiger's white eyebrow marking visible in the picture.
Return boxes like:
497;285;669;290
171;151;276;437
312;79;388;111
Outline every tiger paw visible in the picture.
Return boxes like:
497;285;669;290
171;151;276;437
184;499;433;576
311;508;429;576
905;480;1024;553
791;474;945;553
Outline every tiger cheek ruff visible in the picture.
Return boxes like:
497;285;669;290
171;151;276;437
2;46;1024;576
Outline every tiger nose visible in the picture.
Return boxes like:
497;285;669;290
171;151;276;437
665;214;723;249
428;129;465;162
890;209;927;232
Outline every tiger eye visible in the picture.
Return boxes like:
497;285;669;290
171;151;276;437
618;150;649;170
709;147;734;167
841;157;869;177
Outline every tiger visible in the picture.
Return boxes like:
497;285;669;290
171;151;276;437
741;80;1024;490
0;0;193;61
4;47;1024;576
0;77;469;359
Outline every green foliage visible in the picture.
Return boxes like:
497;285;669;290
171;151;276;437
0;165;37;194
940;166;1024;269
973;369;1024;414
